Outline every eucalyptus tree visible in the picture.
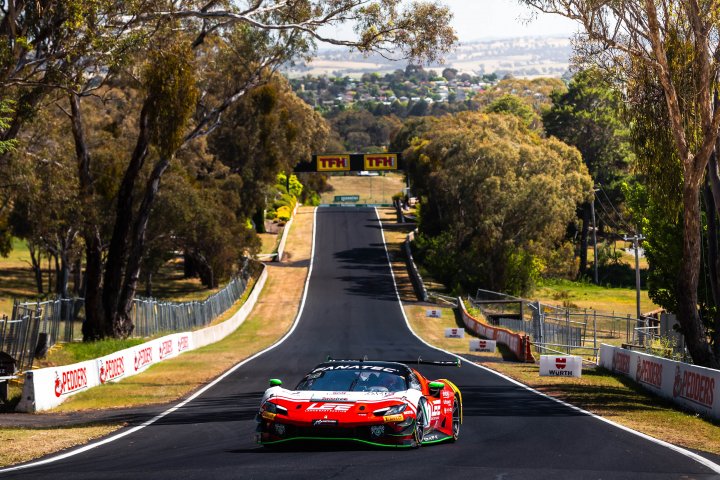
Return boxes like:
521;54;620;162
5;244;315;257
401;111;592;295
543;68;632;279
28;1;455;339
520;0;720;367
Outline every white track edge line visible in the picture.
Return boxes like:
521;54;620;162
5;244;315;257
373;207;720;475
0;207;319;475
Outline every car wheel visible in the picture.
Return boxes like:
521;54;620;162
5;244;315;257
412;399;426;448
450;396;461;442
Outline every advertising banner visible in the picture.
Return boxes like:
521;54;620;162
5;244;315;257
363;153;398;171
539;355;582;377
444;328;465;338
316;155;350;172
599;344;720;420
469;339;496;352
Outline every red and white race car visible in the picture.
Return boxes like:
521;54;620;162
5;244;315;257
256;358;462;448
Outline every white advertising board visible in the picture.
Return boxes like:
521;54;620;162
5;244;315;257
599;344;720;420
539;355;583;378
426;309;442;318
469;339;496;352
444;327;465;338
17;268;268;412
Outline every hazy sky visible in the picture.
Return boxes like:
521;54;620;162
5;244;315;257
443;1;578;42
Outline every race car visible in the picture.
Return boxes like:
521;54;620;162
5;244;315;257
255;358;462;448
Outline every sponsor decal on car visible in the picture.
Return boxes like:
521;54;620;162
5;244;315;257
54;367;88;397
312;365;401;374
306;402;353;412
441;390;451;398
261;411;277;421
98;356;125;384
312;419;339;426
672;366;715;408
383;414;404;423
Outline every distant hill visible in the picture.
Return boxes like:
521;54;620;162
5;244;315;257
284;36;572;79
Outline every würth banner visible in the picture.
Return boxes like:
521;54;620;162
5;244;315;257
294;153;402;173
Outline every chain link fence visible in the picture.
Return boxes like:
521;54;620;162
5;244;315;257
0;260;260;372
469;288;677;360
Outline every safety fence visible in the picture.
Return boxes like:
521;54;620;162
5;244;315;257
1;260;261;372
469;288;678;360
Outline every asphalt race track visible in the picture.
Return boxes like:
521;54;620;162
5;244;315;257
3;208;720;479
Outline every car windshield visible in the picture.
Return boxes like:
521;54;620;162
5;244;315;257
296;369;407;392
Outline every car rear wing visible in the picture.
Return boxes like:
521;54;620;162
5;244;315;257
326;356;461;367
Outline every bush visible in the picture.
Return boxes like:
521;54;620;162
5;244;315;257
277;205;292;221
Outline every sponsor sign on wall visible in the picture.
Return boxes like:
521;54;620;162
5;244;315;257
316;155;350;172
17;266;268;413
539;355;583;378
363;153;398;171
444;328;465;339
599;344;720;420
469;339;496;352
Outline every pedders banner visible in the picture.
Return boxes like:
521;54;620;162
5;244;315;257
17;332;194;412
16;266;267;413
599;344;720;421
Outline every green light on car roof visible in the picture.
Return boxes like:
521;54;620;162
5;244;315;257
269;378;282;387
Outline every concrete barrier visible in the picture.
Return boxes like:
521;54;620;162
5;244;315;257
458;297;534;362
599;344;720;421
17;266;267;412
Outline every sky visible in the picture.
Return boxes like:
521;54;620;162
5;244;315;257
443;1;578;42
318;1;579;49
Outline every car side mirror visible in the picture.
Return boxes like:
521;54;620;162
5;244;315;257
428;381;444;396
269;378;282;387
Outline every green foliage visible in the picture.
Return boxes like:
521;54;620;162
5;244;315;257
404;111;592;295
143;44;198;157
0;99;17;154
485;94;539;129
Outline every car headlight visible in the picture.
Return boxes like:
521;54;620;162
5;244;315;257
261;400;288;418
373;403;407;417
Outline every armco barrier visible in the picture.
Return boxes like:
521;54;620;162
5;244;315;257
17;266;268;412
458;297;534;362
599;344;720;421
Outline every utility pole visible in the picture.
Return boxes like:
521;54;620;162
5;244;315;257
624;233;646;344
591;189;599;285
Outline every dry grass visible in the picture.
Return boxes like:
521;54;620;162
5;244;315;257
0;425;121;466
319;172;406;205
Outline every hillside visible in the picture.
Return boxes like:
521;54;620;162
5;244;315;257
284;36;572;79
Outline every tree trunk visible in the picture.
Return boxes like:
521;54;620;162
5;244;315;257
114;156;170;338
703;175;719;307
102;99;152;337
81;231;108;340
578;203;590;278
28;242;43;294
677;181;720;368
73;257;82;296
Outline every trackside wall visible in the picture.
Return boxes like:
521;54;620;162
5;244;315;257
458;297;535;363
598;344;720;421
17;266;268;412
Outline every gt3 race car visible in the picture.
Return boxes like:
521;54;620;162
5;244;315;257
256;358;462;448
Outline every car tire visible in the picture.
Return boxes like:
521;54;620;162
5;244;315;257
412;399;426;448
450;396;461;442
